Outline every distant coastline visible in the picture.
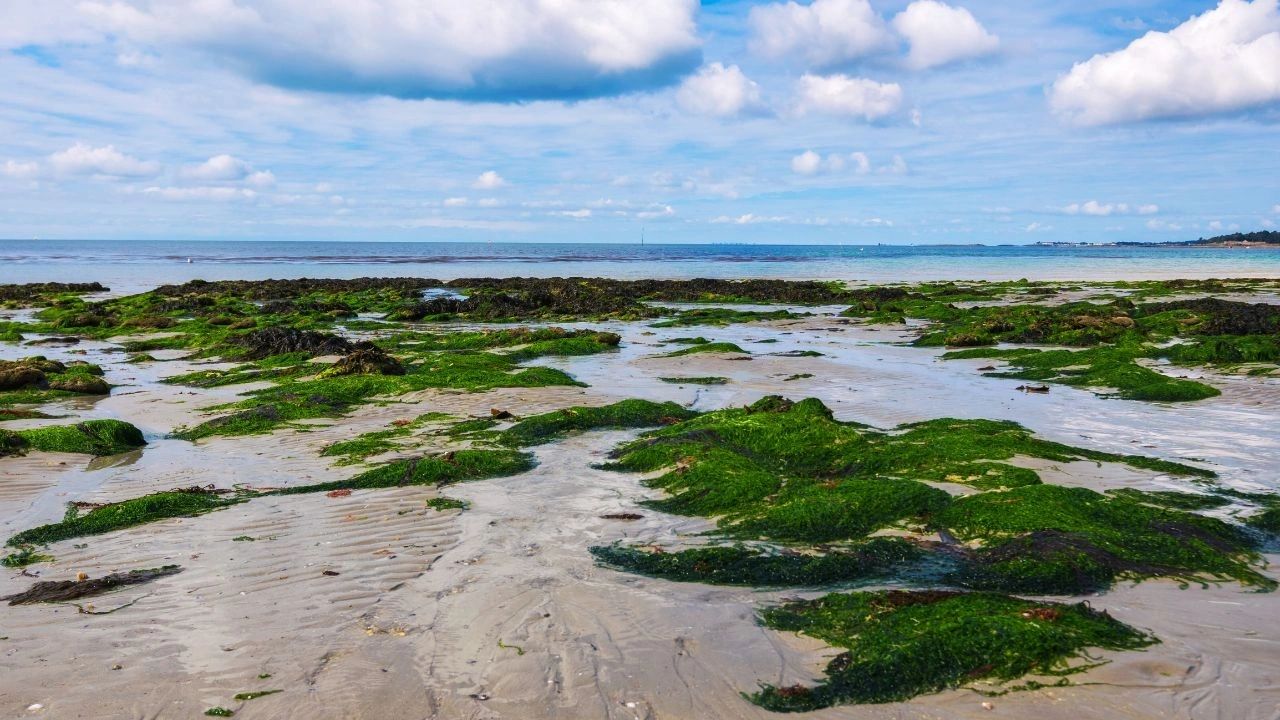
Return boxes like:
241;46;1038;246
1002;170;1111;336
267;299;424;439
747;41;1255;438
1036;230;1280;249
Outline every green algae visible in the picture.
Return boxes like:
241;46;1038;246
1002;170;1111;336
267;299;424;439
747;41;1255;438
502;331;621;361
1246;507;1280;534
426;497;468;511
174;351;583;440
10;419;145;457
7;490;239;547
661;342;748;357
1;545;53;567
606;397;1213;546
650;308;801;328
658;376;729;385
937;485;1273;593
205;708;234;717
590;538;920;587
1105;488;1230;511
498;400;698;447
276;449;534;495
783;373;814;382
319;413;450;465
752;590;1157;711
945;346;1220;401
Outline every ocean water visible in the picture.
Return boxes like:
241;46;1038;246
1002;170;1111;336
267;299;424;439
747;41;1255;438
2;239;1278;294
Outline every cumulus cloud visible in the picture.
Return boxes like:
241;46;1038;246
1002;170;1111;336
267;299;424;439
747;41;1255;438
48;143;160;178
64;0;701;101
472;171;507;190
1063;201;1159;216
791;150;823;175
675;63;763;117
1051;0;1280;125
892;1;999;70
1273;204;1280;213
180;154;274;187
1025;222;1052;232
791;150;874;175
749;0;893;67
794;74;903;120
1146;219;1184;231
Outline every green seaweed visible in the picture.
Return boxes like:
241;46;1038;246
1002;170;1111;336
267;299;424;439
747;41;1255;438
276;449;534;495
1;545;54;567
14;419;146;456
8;489;239;547
498;399;698;447
661;342;748;357
233;690;282;701
590;538;920;587
426;497;468;511
752;590;1156;711
937;485;1273;593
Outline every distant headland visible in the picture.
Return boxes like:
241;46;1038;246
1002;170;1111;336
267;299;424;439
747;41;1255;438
1037;230;1280;248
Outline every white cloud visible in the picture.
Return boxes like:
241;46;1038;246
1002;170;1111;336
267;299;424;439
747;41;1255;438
1063;201;1160;216
64;0;701;101
1025;222;1052;232
1146;219;1184;231
879;155;909;175
793;150;881;175
711;213;787;225
443;197;469;207
554;209;592;219
791;150;823;175
181;154;249;181
676;63;763;117
892;1;999;70
1051;0;1280;125
1208;220;1242;232
473;171;507;190
48;143;160;178
142;186;257;201
794;74;903;120
749;0;893;67
1273;204;1280;213
476;197;502;207
1;160;40;180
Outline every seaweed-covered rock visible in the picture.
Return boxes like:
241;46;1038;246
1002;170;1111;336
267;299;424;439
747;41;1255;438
18;419;146;456
322;346;405;377
231;327;353;360
0;365;45;390
47;375;110;394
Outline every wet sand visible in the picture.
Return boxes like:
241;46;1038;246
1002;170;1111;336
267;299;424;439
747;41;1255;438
2;308;1279;719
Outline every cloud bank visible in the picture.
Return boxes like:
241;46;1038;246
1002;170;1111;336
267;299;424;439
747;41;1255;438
1051;0;1280;125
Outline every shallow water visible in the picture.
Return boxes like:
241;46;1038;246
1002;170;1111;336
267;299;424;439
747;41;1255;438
4;239;1280;293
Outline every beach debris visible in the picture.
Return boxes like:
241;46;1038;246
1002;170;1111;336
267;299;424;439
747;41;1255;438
204;708;235;717
4;565;182;605
326;488;353;498
233;690;282;701
600;513;644;521
1016;384;1050;393
490;408;515;420
26;703;43;712
322;570;340;576
469;693;490;701
977;365;996;371
497;639;526;655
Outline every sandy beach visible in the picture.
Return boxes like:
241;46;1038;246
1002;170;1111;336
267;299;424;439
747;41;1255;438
1;278;1279;720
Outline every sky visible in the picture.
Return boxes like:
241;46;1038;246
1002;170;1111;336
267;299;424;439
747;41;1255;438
1;0;1278;245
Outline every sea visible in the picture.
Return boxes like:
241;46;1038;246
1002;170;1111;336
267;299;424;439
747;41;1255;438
2;239;1278;294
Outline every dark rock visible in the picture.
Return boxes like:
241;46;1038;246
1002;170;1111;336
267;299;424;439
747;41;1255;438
323;346;404;376
231;327;353;360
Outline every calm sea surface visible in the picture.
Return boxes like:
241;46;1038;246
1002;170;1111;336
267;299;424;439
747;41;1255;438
2;240;1278;294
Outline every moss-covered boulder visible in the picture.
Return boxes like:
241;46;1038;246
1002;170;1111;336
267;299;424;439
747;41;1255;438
16;419;145;456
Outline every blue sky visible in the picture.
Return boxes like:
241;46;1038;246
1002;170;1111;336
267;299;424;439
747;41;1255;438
1;0;1277;245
